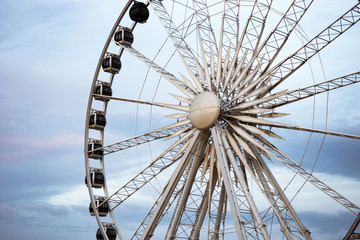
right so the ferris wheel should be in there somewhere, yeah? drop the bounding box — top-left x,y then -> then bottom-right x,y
85,0 -> 360,239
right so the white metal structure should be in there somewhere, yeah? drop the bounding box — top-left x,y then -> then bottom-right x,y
85,0 -> 360,239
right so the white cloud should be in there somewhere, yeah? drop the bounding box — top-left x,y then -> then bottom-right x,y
46,185 -> 89,207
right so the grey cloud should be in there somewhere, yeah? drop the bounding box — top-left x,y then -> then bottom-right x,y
299,211 -> 359,239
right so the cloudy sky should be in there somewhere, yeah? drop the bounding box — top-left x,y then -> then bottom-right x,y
0,0 -> 359,240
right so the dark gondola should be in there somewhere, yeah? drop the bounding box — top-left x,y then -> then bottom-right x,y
129,1 -> 149,23
96,225 -> 116,240
89,197 -> 109,217
102,54 -> 121,74
88,139 -> 103,159
89,111 -> 106,130
114,27 -> 134,47
85,169 -> 104,188
94,81 -> 112,102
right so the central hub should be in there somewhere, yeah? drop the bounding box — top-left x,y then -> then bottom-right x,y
189,92 -> 220,130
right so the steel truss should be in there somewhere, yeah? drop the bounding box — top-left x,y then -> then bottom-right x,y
265,3 -> 360,92
264,71 -> 360,108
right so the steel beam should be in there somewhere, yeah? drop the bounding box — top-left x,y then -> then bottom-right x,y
211,124 -> 247,239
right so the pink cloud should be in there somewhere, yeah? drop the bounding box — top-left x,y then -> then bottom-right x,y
0,133 -> 83,163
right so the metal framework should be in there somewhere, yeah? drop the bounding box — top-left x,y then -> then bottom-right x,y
264,71 -> 360,108
85,1 -> 360,240
264,4 -> 360,93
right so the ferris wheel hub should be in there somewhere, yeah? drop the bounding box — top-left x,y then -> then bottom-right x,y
189,92 -> 220,130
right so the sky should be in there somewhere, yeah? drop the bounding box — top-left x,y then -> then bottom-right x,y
0,0 -> 359,240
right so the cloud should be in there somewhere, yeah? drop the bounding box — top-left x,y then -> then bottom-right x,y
0,132 -> 82,163
46,185 -> 89,207
267,123 -> 360,180
0,203 -> 95,240
41,161 -> 360,239
298,211 -> 358,239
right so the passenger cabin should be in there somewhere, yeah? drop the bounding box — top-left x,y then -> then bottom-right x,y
85,169 -> 104,188
96,225 -> 116,240
129,1 -> 149,23
94,81 -> 112,101
89,197 -> 109,217
102,54 -> 121,74
88,139 -> 104,159
114,27 -> 134,47
89,110 -> 106,130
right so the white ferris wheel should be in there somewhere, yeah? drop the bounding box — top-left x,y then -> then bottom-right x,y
85,0 -> 360,239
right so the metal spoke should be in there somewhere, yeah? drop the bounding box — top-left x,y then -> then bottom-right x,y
250,155 -> 310,239
257,0 -> 314,71
95,95 -> 190,112
166,136 -> 208,239
264,3 -> 360,93
239,0 -> 273,63
124,46 -> 196,98
343,213 -> 360,240
262,142 -> 360,215
221,0 -> 240,61
150,0 -> 199,79
192,0 -> 218,61
270,125 -> 360,140
97,126 -> 188,155
131,170 -> 187,240
211,182 -> 226,240
263,71 -> 360,108
104,137 -> 184,211
227,114 -> 360,140
189,169 -> 218,239
211,124 -> 248,239
140,131 -> 207,239
220,129 -> 270,239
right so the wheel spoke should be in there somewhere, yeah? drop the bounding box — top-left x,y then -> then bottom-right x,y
96,95 -> 190,112
239,0 -> 273,63
223,40 -> 244,95
272,125 -> 360,140
192,0 -> 219,62
220,0 -> 240,62
189,169 -> 218,239
139,131 -> 207,239
156,128 -> 197,161
124,46 -> 196,99
264,3 -> 360,93
262,142 -> 360,214
226,121 -> 279,162
102,133 -> 187,211
97,126 -> 188,155
263,71 -> 360,108
211,124 -> 247,239
131,175 -> 185,240
257,0 -> 314,71
220,128 -> 270,239
228,89 -> 288,110
344,213 -> 360,240
150,0 -> 201,84
250,152 -> 311,239
210,182 -> 226,239
228,114 -> 360,140
166,136 -> 208,239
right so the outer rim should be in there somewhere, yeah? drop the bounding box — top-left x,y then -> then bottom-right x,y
84,1 -> 141,239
